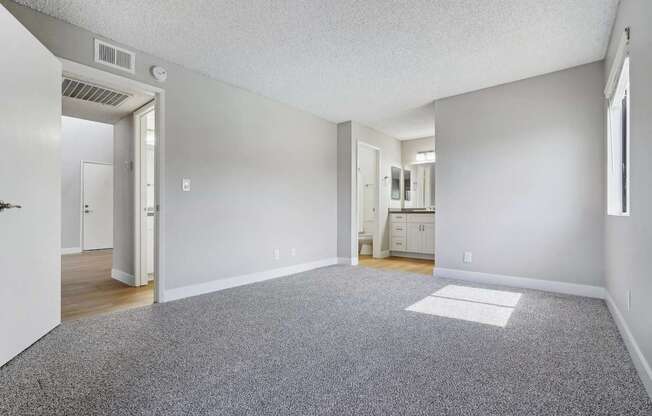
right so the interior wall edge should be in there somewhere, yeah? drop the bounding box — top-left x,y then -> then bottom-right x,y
605,291 -> 652,399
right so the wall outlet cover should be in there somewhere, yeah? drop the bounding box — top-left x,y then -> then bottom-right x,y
182,178 -> 191,192
291,248 -> 296,257
273,248 -> 280,260
463,251 -> 473,263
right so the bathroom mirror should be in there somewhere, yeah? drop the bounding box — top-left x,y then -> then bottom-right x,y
403,170 -> 411,202
390,166 -> 401,200
409,163 -> 435,209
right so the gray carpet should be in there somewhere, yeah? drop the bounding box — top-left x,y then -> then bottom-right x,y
1,265 -> 650,415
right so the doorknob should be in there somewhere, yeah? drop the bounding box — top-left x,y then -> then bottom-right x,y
0,201 -> 22,212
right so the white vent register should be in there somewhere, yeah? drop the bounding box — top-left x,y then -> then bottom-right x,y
94,39 -> 135,73
61,77 -> 130,107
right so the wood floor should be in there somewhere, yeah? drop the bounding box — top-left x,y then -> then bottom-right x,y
358,255 -> 434,276
61,249 -> 153,321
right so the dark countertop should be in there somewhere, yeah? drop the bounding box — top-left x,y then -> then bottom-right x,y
389,209 -> 435,214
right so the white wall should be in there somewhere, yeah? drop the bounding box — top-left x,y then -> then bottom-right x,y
604,0 -> 652,397
61,116 -> 113,251
434,62 -> 605,287
3,1 -> 338,294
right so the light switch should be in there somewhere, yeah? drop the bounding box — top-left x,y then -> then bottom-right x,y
182,178 -> 191,192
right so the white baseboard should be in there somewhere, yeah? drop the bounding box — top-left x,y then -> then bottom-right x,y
379,250 -> 390,258
605,292 -> 652,398
164,258 -> 339,302
433,267 -> 605,299
337,256 -> 359,265
111,268 -> 136,287
391,251 -> 435,261
61,247 -> 81,255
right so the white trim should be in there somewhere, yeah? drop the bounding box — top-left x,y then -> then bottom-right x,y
433,268 -> 605,299
111,268 -> 136,286
133,103 -> 156,287
391,251 -> 434,261
338,257 -> 357,265
164,258 -> 339,302
61,247 -> 81,255
379,250 -> 390,258
605,27 -> 630,99
60,58 -> 167,304
605,292 -> 652,398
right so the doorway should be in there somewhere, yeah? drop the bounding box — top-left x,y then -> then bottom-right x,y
134,104 -> 156,287
58,59 -> 165,320
82,161 -> 113,250
357,142 -> 381,259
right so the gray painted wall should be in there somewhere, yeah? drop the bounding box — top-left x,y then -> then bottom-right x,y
434,62 -> 605,286
604,0 -> 652,395
60,116 -> 113,250
112,115 -> 134,274
3,1 -> 337,291
337,122 -> 354,260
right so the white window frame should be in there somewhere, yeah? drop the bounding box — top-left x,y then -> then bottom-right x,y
605,29 -> 631,217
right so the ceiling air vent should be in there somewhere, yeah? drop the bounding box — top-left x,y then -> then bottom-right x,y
61,77 -> 131,107
94,39 -> 135,73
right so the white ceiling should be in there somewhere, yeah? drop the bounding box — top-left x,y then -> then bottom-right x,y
16,0 -> 618,139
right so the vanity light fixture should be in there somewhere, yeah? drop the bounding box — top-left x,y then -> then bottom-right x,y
416,151 -> 435,162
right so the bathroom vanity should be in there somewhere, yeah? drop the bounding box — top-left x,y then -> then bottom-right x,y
389,210 -> 435,257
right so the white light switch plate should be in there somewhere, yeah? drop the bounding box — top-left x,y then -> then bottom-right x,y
182,178 -> 191,192
273,248 -> 280,260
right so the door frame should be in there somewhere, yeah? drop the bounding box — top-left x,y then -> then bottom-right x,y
61,58 -> 167,303
356,141 -> 382,259
133,103 -> 155,287
80,160 -> 113,251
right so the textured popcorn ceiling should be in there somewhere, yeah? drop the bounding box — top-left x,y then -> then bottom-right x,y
15,0 -> 618,139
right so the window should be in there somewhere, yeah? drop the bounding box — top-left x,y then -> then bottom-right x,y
606,29 -> 630,216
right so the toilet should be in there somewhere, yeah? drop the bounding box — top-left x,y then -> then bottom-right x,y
358,232 -> 373,255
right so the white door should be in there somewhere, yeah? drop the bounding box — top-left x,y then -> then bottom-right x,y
0,5 -> 62,366
82,162 -> 113,250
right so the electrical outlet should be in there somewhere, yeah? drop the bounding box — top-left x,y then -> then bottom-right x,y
273,248 -> 280,260
291,248 -> 296,257
463,251 -> 473,264
182,178 -> 191,192
627,290 -> 631,312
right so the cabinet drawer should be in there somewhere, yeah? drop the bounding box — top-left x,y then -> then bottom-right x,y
407,213 -> 434,223
390,237 -> 406,251
390,213 -> 407,223
391,223 -> 407,237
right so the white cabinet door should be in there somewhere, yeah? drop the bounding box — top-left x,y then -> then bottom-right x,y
406,223 -> 421,252
0,5 -> 62,366
422,223 -> 435,254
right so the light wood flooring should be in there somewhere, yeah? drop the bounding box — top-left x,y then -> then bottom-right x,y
61,249 -> 153,321
358,255 -> 434,276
